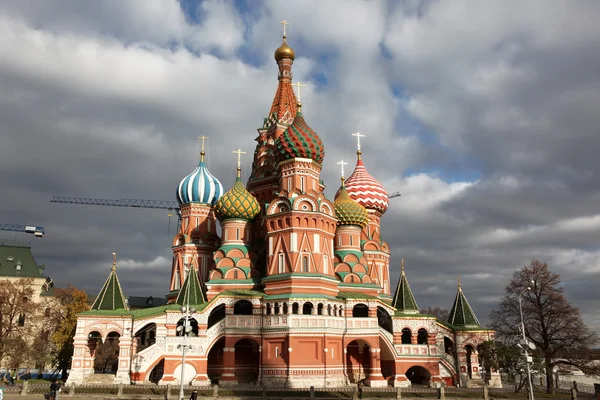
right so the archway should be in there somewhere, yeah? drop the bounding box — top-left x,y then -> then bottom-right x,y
176,318 -> 199,336
345,340 -> 371,384
302,302 -> 313,315
234,300 -> 253,315
406,365 -> 431,386
134,323 -> 157,352
465,345 -> 474,379
417,329 -> 428,345
379,337 -> 396,383
148,359 -> 164,384
94,332 -> 120,374
352,304 -> 369,318
208,304 -> 226,329
377,307 -> 393,334
401,328 -> 412,344
207,337 -> 225,384
234,339 -> 259,383
444,337 -> 454,355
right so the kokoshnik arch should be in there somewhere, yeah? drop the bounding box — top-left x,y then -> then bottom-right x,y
67,24 -> 501,389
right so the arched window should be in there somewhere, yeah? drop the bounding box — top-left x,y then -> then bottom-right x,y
18,314 -> 25,326
327,304 -> 332,316
317,303 -> 324,315
352,304 -> 369,318
401,328 -> 412,344
302,256 -> 309,272
274,303 -> 280,315
417,328 -> 428,344
44,308 -> 51,317
41,330 -> 49,341
292,302 -> 299,314
266,303 -> 272,315
350,275 -> 355,283
302,302 -> 313,315
207,304 -> 226,329
233,300 -> 253,315
444,337 -> 454,354
233,270 -> 239,279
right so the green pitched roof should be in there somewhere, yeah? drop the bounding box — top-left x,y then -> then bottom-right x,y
91,254 -> 127,311
176,264 -> 206,306
391,261 -> 419,313
447,280 -> 480,327
0,244 -> 44,278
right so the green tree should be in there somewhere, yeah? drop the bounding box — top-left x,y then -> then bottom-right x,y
49,285 -> 89,378
490,260 -> 599,393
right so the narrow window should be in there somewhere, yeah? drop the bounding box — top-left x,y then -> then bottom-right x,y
302,256 -> 309,272
18,314 -> 25,326
301,176 -> 305,192
338,236 -> 342,246
275,347 -> 279,358
288,178 -> 291,192
350,235 -> 353,246
323,255 -> 328,274
233,270 -> 238,279
350,275 -> 355,283
196,217 -> 199,229
278,253 -> 285,274
332,348 -> 334,359
236,228 -> 240,240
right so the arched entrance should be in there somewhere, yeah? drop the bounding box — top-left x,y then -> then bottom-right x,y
94,332 -> 120,374
134,323 -> 157,352
465,345 -> 474,379
207,337 -> 225,384
406,366 -> 431,386
148,359 -> 164,384
234,338 -> 259,383
379,337 -> 396,384
346,340 -> 371,384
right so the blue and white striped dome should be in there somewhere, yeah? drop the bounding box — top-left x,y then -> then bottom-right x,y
176,158 -> 224,205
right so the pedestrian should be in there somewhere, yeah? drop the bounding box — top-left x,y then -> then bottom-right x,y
357,379 -> 364,400
49,379 -> 61,400
189,390 -> 198,400
8,370 -> 15,386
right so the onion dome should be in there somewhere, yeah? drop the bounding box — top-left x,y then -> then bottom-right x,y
277,103 -> 325,164
214,168 -> 260,221
274,35 -> 295,62
176,152 -> 224,205
343,152 -> 389,214
334,178 -> 369,228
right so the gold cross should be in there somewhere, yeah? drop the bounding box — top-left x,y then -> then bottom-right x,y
337,160 -> 348,178
233,148 -> 246,168
198,135 -> 208,152
352,132 -> 365,151
112,252 -> 117,271
280,20 -> 290,36
292,82 -> 307,102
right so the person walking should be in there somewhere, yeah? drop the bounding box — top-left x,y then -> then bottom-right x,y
357,380 -> 364,400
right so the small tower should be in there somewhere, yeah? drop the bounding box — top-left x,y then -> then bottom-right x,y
207,150 -> 261,300
170,138 -> 223,301
333,164 -> 376,294
391,259 -> 419,314
176,258 -> 207,306
91,252 -> 127,311
343,133 -> 392,296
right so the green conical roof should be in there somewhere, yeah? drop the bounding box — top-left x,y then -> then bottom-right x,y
91,253 -> 127,311
392,259 -> 419,313
214,168 -> 260,222
334,179 -> 370,228
176,262 -> 206,306
447,278 -> 480,327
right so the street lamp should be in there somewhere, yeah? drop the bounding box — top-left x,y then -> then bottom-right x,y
176,300 -> 196,400
518,282 -> 536,400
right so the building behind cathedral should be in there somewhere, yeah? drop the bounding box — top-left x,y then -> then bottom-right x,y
67,29 -> 500,389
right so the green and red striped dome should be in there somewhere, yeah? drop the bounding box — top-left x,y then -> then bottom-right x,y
277,104 -> 325,164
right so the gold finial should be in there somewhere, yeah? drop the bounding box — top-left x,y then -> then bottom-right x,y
280,20 -> 290,37
292,82 -> 307,103
352,132 -> 365,160
198,135 -> 208,162
337,160 -> 348,180
233,148 -> 246,177
458,275 -> 462,291
401,258 -> 405,274
112,252 -> 117,271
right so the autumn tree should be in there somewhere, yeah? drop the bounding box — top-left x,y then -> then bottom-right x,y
49,285 -> 89,378
0,278 -> 40,365
490,260 -> 599,393
420,307 -> 449,320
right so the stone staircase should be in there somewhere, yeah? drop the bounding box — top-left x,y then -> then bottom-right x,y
83,373 -> 116,384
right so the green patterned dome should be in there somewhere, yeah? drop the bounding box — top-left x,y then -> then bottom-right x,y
334,180 -> 369,228
214,171 -> 260,222
277,103 -> 325,164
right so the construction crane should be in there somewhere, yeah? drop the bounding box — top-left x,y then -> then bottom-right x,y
51,196 -> 180,215
389,192 -> 401,199
0,224 -> 45,237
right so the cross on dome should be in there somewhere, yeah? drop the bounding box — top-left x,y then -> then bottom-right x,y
280,20 -> 290,36
337,160 -> 348,179
233,149 -> 246,169
112,252 -> 116,271
352,132 -> 365,151
198,135 -> 208,162
292,82 -> 307,103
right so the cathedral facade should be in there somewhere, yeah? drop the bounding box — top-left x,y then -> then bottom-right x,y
67,30 -> 499,389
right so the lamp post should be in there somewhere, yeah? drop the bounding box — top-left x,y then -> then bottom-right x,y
177,295 -> 196,400
518,283 -> 535,400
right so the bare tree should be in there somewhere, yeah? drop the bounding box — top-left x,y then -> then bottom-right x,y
490,260 -> 599,393
420,307 -> 449,321
0,278 -> 40,365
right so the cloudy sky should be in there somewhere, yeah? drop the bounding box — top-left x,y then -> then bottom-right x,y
0,0 -> 598,332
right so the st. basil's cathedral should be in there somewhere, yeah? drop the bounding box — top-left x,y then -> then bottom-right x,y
67,27 -> 501,389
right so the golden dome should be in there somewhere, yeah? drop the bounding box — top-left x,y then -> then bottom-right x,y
274,35 -> 295,62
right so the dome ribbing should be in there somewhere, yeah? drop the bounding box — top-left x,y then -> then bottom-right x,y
334,180 -> 369,228
277,104 -> 325,164
214,170 -> 260,221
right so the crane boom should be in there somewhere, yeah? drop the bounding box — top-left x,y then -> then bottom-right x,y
50,196 -> 181,214
0,224 -> 45,237
389,192 -> 401,199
